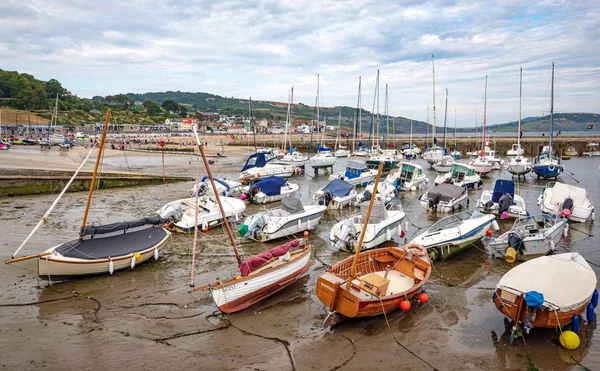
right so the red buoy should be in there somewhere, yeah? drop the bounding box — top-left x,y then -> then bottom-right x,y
418,292 -> 429,304
400,230 -> 406,238
400,300 -> 411,311
561,209 -> 571,218
486,229 -> 493,237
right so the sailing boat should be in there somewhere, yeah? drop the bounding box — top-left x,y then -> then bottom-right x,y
367,83 -> 399,171
316,163 -> 432,326
449,109 -> 462,159
532,63 -> 564,180
309,74 -> 337,172
334,108 -> 350,157
433,88 -> 455,173
188,126 -> 312,314
280,87 -> 309,167
507,67 -> 532,178
6,110 -> 171,279
48,94 -> 66,146
470,76 -> 493,175
0,109 -> 11,150
423,55 -> 445,165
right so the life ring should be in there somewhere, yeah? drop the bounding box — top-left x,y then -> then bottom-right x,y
403,243 -> 427,256
548,166 -> 555,172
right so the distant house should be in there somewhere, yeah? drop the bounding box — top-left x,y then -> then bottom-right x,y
202,112 -> 220,121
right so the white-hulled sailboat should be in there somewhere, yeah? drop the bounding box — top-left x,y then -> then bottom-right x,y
309,75 -> 337,172
470,76 -> 493,175
507,67 -> 532,178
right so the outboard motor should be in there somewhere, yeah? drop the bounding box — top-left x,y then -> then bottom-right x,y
243,185 -> 260,201
157,202 -> 184,221
498,193 -> 514,214
195,182 -> 208,197
245,214 -> 267,239
333,220 -> 358,251
444,177 -> 453,185
484,200 -> 494,211
362,190 -> 372,202
318,190 -> 334,206
428,192 -> 441,210
563,197 -> 574,212
507,232 -> 524,255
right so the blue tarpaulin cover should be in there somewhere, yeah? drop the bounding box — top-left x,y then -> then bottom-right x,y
252,176 -> 286,196
318,143 -> 332,152
241,152 -> 275,172
524,291 -> 545,308
492,179 -> 515,203
322,179 -> 353,197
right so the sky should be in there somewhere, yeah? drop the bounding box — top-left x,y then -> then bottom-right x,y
1,0 -> 598,126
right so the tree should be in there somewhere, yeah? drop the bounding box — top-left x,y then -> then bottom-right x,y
45,79 -> 68,99
114,94 -> 131,107
161,99 -> 180,113
143,100 -> 162,115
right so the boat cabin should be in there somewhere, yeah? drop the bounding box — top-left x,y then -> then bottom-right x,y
450,164 -> 476,182
344,161 -> 370,179
241,152 -> 276,171
398,163 -> 422,182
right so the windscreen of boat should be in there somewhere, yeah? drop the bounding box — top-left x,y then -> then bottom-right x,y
427,211 -> 474,233
399,164 -> 414,181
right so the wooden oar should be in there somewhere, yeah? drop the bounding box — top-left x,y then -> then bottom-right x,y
509,292 -> 526,344
6,251 -> 51,264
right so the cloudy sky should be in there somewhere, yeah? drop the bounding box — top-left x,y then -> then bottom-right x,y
1,0 -> 598,126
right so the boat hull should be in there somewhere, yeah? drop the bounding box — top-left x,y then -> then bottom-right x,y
488,220 -> 566,260
532,164 -> 563,179
210,247 -> 311,313
252,207 -> 327,242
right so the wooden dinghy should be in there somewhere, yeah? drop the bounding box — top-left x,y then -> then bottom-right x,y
493,252 -> 597,340
189,127 -> 312,313
316,163 -> 432,326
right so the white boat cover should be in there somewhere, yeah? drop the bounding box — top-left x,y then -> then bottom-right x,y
497,253 -> 597,312
547,183 -> 588,206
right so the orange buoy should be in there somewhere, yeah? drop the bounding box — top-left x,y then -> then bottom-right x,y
418,292 -> 429,303
486,229 -> 493,237
400,300 -> 411,311
303,231 -> 309,239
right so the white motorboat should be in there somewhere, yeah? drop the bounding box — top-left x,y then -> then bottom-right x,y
401,143 -> 421,159
353,147 -> 371,157
329,160 -> 377,187
239,195 -> 326,242
477,180 -> 527,219
410,210 -> 498,261
366,149 -> 400,171
432,155 -> 456,173
480,146 -> 504,169
355,181 -> 397,204
313,179 -> 357,210
538,182 -> 595,223
386,162 -> 428,192
469,156 -> 494,175
434,163 -> 482,190
423,146 -> 445,165
334,145 -> 351,158
241,176 -> 299,204
330,200 -> 405,252
583,143 -> 600,157
191,177 -> 242,197
309,151 -> 337,170
487,214 -> 568,261
507,156 -> 532,178
239,152 -> 295,183
157,196 -> 246,233
507,143 -> 525,157
280,151 -> 309,167
419,183 -> 469,213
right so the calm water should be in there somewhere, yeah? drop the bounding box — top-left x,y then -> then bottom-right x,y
1,150 -> 599,370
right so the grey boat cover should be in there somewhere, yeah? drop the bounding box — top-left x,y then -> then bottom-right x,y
282,194 -> 305,214
427,184 -> 466,201
360,200 -> 388,223
322,179 -> 354,197
56,226 -> 169,260
80,216 -> 169,236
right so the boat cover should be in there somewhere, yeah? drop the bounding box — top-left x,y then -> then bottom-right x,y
492,180 -> 515,203
548,183 -> 588,206
81,216 -> 169,236
322,179 -> 353,197
241,152 -> 275,172
497,253 -> 597,312
427,184 -> 465,202
56,226 -> 169,260
347,160 -> 367,170
252,176 -> 286,196
282,195 -> 304,214
360,200 -> 388,223
317,144 -> 332,152
239,240 -> 300,276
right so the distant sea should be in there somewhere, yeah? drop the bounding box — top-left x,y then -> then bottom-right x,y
387,131 -> 600,138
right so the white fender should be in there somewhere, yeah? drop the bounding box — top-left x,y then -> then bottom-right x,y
385,228 -> 391,241
235,213 -> 239,222
411,186 -> 417,192
154,247 -> 159,261
492,220 -> 500,231
405,221 -> 409,231
130,255 -> 136,269
307,219 -> 311,229
550,240 -> 556,251
202,218 -> 208,231
297,218 -> 301,228
108,259 -> 114,275
563,224 -> 569,238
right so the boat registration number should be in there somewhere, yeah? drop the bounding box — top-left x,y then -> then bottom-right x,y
223,284 -> 236,292
500,290 -> 517,303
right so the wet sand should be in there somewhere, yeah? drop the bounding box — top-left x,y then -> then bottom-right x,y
1,148 -> 599,370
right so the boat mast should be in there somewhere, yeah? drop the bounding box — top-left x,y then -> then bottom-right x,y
283,89 -> 290,153
550,62 -> 554,154
336,107 -> 341,150
348,162 -> 384,287
482,75 -> 488,160
250,97 -> 257,152
79,109 -> 111,237
368,70 -> 379,150
425,107 -> 429,149
316,74 -> 320,151
410,111 -> 413,151
193,127 -> 242,265
382,84 -> 388,148
289,87 -> 294,153
443,88 -> 448,150
454,108 -> 457,151
518,67 -> 522,148
358,76 -> 362,148
431,54 -> 436,147
352,76 -> 360,152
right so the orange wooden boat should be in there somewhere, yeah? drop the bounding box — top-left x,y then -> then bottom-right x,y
316,163 -> 432,326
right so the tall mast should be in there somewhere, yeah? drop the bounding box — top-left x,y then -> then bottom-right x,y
368,70 -> 379,149
336,107 -> 341,149
431,54 -> 436,146
316,74 -> 320,150
289,87 -> 294,151
348,163 -> 384,285
250,97 -> 257,152
425,107 -> 429,149
410,111 -> 413,150
443,88 -> 448,150
454,108 -> 457,150
376,73 -> 380,147
353,76 -> 360,152
358,76 -> 362,146
79,110 -> 111,236
518,67 -> 522,147
482,76 -> 488,159
382,83 -> 388,148
550,62 -> 554,153
283,89 -> 290,152
193,127 -> 242,265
